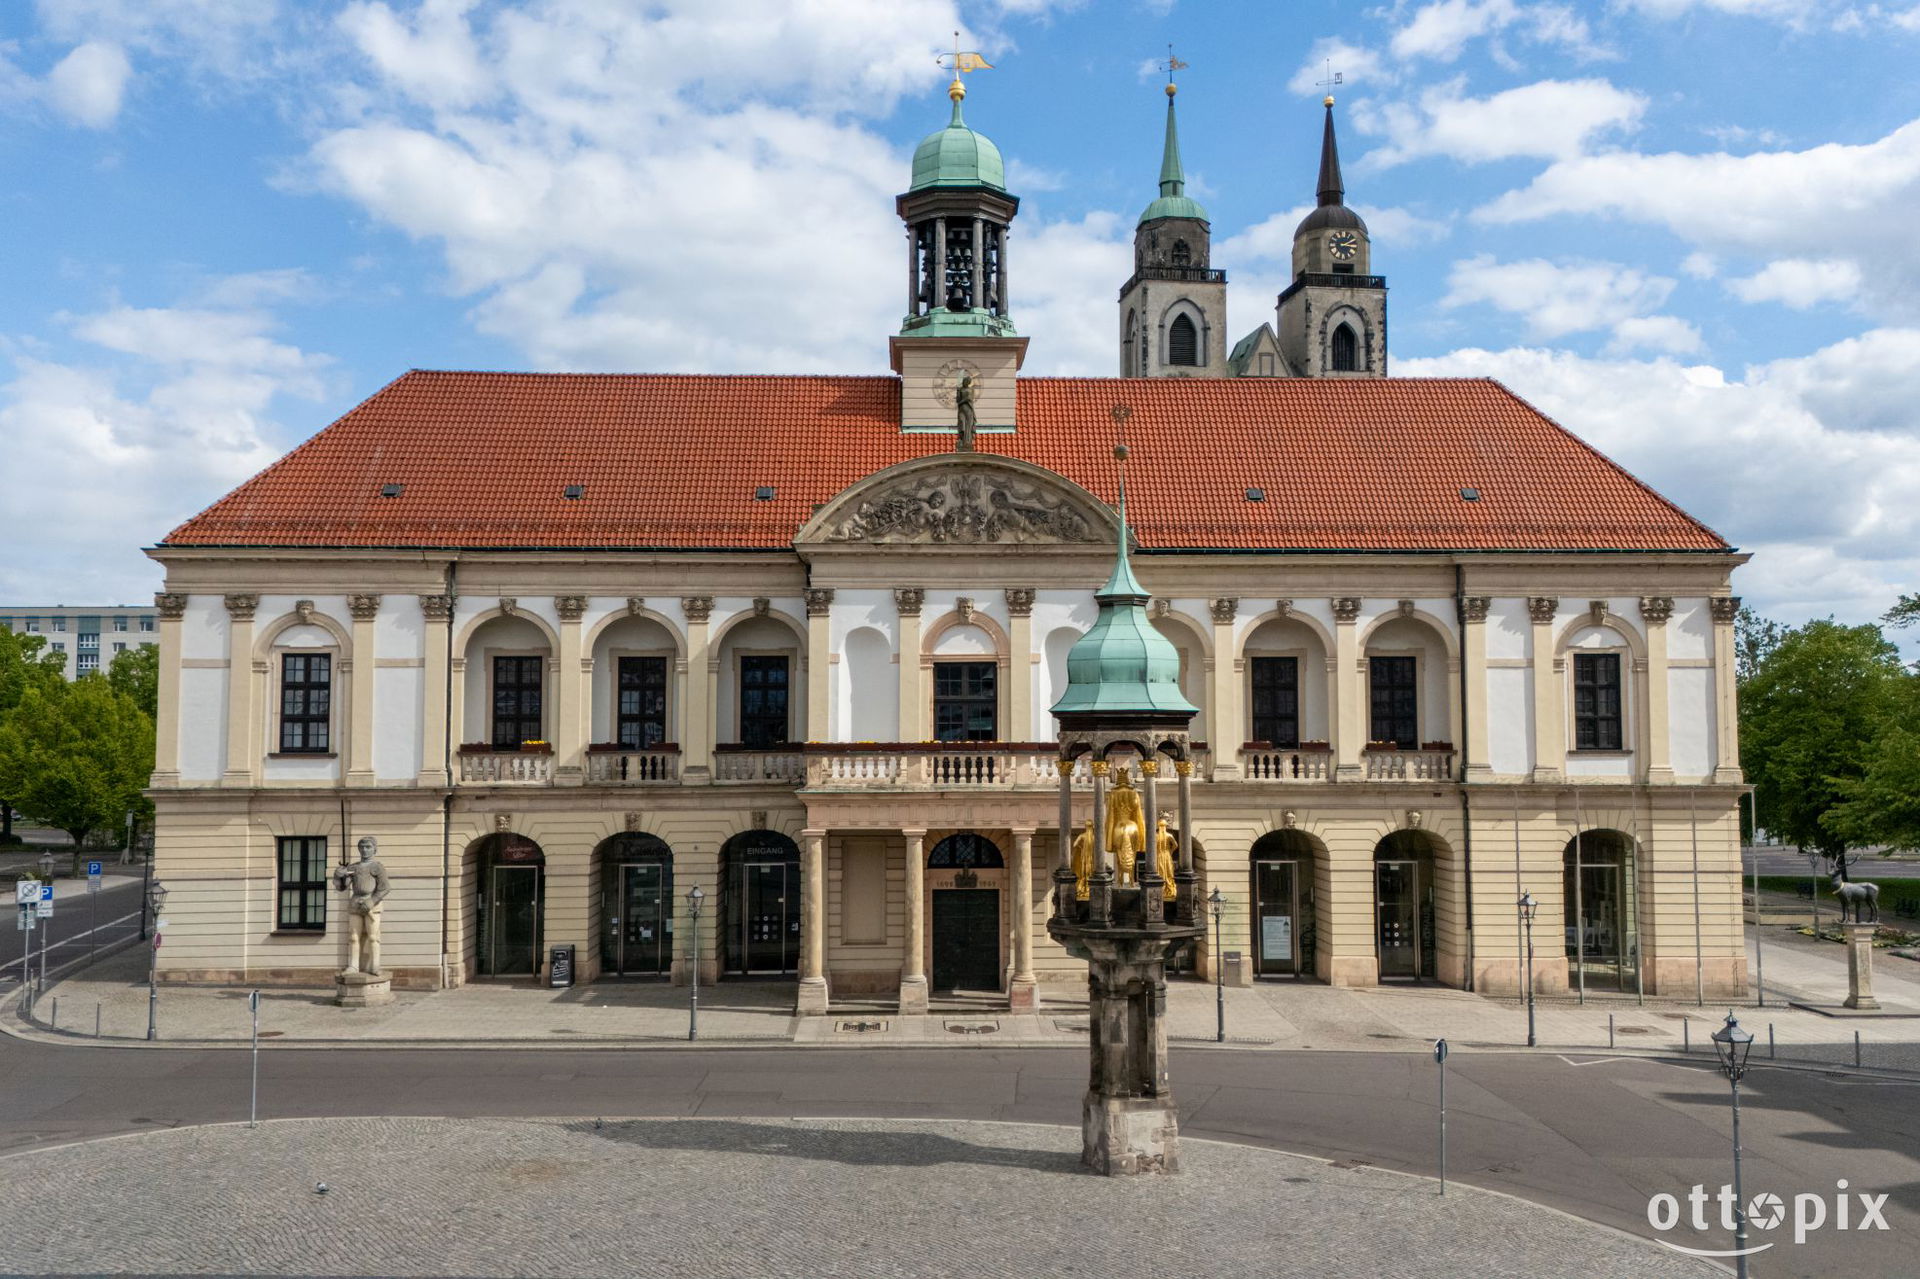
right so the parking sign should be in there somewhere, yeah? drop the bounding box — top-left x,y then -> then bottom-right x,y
37,884 -> 54,917
87,860 -> 102,878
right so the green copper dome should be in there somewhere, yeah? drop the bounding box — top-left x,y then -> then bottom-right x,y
1138,86 -> 1209,226
909,93 -> 1007,192
1049,481 -> 1198,719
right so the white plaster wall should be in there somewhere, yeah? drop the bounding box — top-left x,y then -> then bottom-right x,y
1565,752 -> 1632,778
1149,618 -> 1207,743
1041,624 -> 1082,739
377,596 -> 426,659
931,623 -> 995,656
179,596 -> 227,661
842,626 -> 896,740
375,666 -> 423,779
1487,667 -> 1532,775
259,595 -> 348,636
461,615 -> 552,742
178,667 -> 227,780
1487,598 -> 1530,659
826,589 -> 893,650
263,754 -> 337,783
1564,624 -> 1629,652
1669,598 -> 1711,660
1669,666 -> 1716,778
276,622 -> 333,649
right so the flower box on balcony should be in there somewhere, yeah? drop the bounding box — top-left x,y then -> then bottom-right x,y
457,742 -> 495,754
587,742 -> 679,753
1296,741 -> 1331,752
1242,740 -> 1274,751
1364,742 -> 1403,753
517,741 -> 553,754
1420,740 -> 1454,752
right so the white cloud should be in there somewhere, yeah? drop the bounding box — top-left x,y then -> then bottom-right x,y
1400,335 -> 1920,623
0,290 -> 333,601
1679,251 -> 1717,279
1440,254 -> 1675,338
1606,314 -> 1702,353
33,0 -> 287,78
1356,77 -> 1646,167
1221,204 -> 1451,264
1726,257 -> 1863,308
43,41 -> 131,127
337,0 -> 492,110
1390,0 -> 1606,62
1285,38 -> 1391,96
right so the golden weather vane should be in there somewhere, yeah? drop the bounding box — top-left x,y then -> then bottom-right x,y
937,31 -> 993,101
1158,44 -> 1189,87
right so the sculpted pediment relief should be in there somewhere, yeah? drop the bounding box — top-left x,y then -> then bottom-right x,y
811,460 -> 1111,546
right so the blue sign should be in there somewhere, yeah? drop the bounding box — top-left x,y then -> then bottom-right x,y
38,885 -> 52,902
87,860 -> 102,877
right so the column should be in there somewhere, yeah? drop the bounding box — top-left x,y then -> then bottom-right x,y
1207,598 -> 1241,780
1054,757 -> 1075,913
346,594 -> 381,786
899,828 -> 928,1013
222,594 -> 257,786
970,215 -> 984,308
1640,597 -> 1673,783
798,828 -> 829,1014
894,588 -> 923,741
1005,588 -> 1034,741
1089,759 -> 1112,926
906,224 -> 919,315
1175,757 -> 1197,925
1527,597 -> 1562,782
1138,758 -> 1164,929
552,596 -> 586,786
417,594 -> 453,786
152,593 -> 187,785
1710,596 -> 1743,783
805,589 -> 833,744
681,597 -> 713,781
1461,596 -> 1492,780
933,219 -> 947,304
1331,597 -> 1363,780
1009,828 -> 1037,1009
997,224 -> 1009,314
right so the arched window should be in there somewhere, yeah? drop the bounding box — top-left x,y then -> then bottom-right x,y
1330,322 -> 1358,372
1170,239 -> 1192,267
927,832 -> 1005,868
1168,313 -> 1199,366
1124,309 -> 1138,376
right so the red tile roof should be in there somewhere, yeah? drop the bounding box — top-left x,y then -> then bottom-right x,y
162,371 -> 1728,553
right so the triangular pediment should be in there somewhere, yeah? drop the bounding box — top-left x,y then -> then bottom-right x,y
797,455 -> 1118,546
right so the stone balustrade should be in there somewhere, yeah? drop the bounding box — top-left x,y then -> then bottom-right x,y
1362,748 -> 1456,781
1238,748 -> 1332,782
714,749 -> 806,784
457,750 -> 554,785
584,749 -> 681,784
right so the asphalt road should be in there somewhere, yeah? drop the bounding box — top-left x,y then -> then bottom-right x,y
0,1034 -> 1913,1278
1744,846 -> 1920,879
0,878 -> 145,988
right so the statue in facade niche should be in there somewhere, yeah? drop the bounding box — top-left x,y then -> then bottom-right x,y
954,371 -> 977,453
332,836 -> 392,977
1072,819 -> 1095,901
1106,770 -> 1145,887
1154,818 -> 1178,901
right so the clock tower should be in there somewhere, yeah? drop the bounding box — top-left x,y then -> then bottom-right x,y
1276,97 -> 1387,379
891,73 -> 1028,433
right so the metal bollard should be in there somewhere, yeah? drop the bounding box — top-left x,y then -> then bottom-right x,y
1768,1023 -> 1774,1059
1855,1030 -> 1862,1069
1683,1019 -> 1690,1053
95,1003 -> 101,1037
1609,1013 -> 1615,1049
50,997 -> 58,1030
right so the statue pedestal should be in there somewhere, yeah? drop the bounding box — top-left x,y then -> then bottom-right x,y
1843,921 -> 1880,1010
335,971 -> 393,1008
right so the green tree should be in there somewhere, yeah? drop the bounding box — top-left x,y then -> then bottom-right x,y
0,628 -> 69,842
1734,605 -> 1785,686
1884,594 -> 1919,631
107,643 -> 159,719
0,677 -> 153,872
1828,674 -> 1920,853
1740,618 -> 1905,877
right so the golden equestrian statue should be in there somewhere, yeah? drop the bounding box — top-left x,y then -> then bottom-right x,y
1106,769 -> 1146,887
1154,816 -> 1178,901
1071,819 -> 1096,900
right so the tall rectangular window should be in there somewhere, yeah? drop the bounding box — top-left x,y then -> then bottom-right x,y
1573,653 -> 1624,750
279,653 -> 332,753
933,661 -> 997,742
76,653 -> 99,675
739,655 -> 790,748
616,655 -> 669,748
492,655 -> 544,749
24,618 -> 39,632
113,616 -> 129,632
139,617 -> 156,632
276,836 -> 328,931
1368,656 -> 1419,749
1249,656 -> 1300,747
51,617 -> 66,632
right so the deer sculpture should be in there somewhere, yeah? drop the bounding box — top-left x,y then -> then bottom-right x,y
1830,874 -> 1881,924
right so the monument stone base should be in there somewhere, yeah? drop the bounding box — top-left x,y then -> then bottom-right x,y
1843,921 -> 1880,1010
1083,1092 -> 1180,1175
335,971 -> 393,1008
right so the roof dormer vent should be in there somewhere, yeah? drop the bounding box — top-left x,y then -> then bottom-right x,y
379,483 -> 404,498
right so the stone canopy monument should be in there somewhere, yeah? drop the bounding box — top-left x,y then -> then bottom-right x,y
332,836 -> 393,1007
1047,442 -> 1204,1175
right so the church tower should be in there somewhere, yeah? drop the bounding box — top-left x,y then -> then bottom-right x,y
1276,96 -> 1387,378
1117,79 -> 1227,377
891,72 -> 1028,433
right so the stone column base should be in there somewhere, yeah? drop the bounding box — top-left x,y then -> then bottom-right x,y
1844,922 -> 1880,1010
335,971 -> 393,1008
796,976 -> 830,1015
1083,1092 -> 1180,1175
1008,977 -> 1038,1011
1325,955 -> 1379,988
898,975 -> 929,1014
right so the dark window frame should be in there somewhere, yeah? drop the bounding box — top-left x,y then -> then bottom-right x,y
279,652 -> 333,754
491,654 -> 544,749
1167,313 -> 1200,366
1331,323 -> 1359,371
738,654 -> 791,748
615,655 -> 670,749
1573,652 -> 1625,751
276,835 -> 329,931
1249,655 -> 1300,747
933,660 -> 998,742
1368,655 -> 1419,749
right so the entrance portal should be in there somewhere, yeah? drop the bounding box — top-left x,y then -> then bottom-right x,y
721,830 -> 801,977
599,832 -> 674,977
1564,829 -> 1640,993
472,832 -> 545,978
926,833 -> 1004,993
1373,831 -> 1437,982
1250,830 -> 1318,978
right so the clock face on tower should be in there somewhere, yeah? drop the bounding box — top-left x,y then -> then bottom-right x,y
933,358 -> 980,408
1327,231 -> 1360,261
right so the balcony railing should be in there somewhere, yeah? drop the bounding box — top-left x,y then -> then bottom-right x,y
458,750 -> 553,785
585,748 -> 681,784
1239,747 -> 1332,782
1363,748 -> 1456,781
806,744 -> 1070,790
714,748 -> 806,784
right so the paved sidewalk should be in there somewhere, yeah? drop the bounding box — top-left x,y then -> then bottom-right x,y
0,1116 -> 1722,1278
17,923 -> 1920,1071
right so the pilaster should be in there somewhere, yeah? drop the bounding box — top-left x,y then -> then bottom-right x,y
1639,597 -> 1673,782
417,594 -> 453,786
1005,588 -> 1034,741
805,589 -> 833,743
1010,827 -> 1038,1010
221,594 -> 257,786
1460,596 -> 1492,780
552,596 -> 587,785
1710,596 -> 1743,783
797,828 -> 829,1014
1207,598 -> 1241,779
894,588 -> 923,741
681,597 -> 713,781
1331,597 -> 1363,780
899,828 -> 928,1014
1527,597 -> 1561,783
152,593 -> 187,785
346,594 -> 381,786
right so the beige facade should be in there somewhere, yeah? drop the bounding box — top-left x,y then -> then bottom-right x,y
147,454 -> 1751,1006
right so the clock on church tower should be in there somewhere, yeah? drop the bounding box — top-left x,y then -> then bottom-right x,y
1276,96 -> 1387,379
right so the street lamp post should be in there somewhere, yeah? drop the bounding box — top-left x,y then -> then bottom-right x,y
687,885 -> 705,1043
1711,1011 -> 1756,1279
1519,891 -> 1538,1048
145,880 -> 168,1042
1208,886 -> 1225,1044
36,850 -> 55,995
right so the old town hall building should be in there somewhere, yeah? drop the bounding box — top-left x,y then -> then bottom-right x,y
146,77 -> 1749,1007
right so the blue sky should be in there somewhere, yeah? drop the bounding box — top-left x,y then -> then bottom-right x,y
2,0 -> 1917,637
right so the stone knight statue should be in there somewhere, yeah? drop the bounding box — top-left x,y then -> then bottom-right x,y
332,836 -> 392,977
1105,770 -> 1145,887
954,371 -> 977,452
